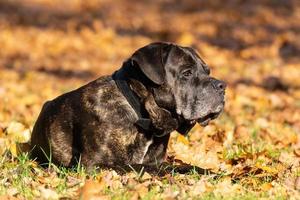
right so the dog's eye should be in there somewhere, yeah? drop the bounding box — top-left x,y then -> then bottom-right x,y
182,69 -> 193,78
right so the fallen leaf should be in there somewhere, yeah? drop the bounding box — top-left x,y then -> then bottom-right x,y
135,184 -> 149,199
79,180 -> 107,200
0,195 -> 19,200
38,186 -> 59,200
279,152 -> 299,166
176,134 -> 189,146
189,179 -> 213,196
261,182 -> 273,191
6,121 -> 31,143
295,177 -> 300,190
0,138 -> 8,155
213,177 -> 242,197
255,163 -> 278,174
162,186 -> 180,200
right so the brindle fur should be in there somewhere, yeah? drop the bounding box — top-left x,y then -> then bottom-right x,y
30,42 -> 226,172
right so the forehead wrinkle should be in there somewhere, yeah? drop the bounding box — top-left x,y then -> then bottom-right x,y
180,47 -> 203,68
182,48 -> 197,64
184,47 -> 209,73
172,46 -> 193,65
186,47 -> 207,65
167,46 -> 208,75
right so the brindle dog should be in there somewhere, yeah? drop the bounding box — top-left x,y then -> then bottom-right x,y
30,42 -> 226,173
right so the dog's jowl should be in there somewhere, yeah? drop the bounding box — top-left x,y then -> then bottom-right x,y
30,42 -> 226,169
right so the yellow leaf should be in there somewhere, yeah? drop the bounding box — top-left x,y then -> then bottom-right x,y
0,126 -> 4,138
261,183 -> 273,191
80,180 -> 106,200
177,134 -> 189,146
9,142 -> 18,157
0,138 -> 9,156
6,121 -> 31,143
255,163 -> 278,174
214,178 -> 242,196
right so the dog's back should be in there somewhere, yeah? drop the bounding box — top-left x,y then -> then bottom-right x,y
30,76 -> 141,167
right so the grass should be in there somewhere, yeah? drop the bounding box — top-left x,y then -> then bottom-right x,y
0,0 -> 300,199
0,148 -> 297,199
2,129 -> 294,199
0,151 -> 86,199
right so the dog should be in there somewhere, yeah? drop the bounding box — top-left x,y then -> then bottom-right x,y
30,42 -> 226,172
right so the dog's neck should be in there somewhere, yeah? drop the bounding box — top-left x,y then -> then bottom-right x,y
112,62 -> 152,131
113,60 -> 194,136
113,60 -> 179,137
128,79 -> 194,136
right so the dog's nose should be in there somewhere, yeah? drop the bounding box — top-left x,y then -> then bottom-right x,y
212,79 -> 226,91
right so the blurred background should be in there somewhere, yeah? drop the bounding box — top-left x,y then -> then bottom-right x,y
0,0 -> 299,134
0,1 -> 300,197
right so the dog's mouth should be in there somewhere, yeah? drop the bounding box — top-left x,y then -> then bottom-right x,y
196,111 -> 221,126
188,105 -> 223,126
179,101 -> 225,126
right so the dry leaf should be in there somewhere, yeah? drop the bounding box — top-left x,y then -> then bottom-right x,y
176,134 -> 189,146
261,183 -> 273,191
279,152 -> 299,166
213,178 -> 242,197
38,186 -> 59,200
6,121 -> 31,143
79,180 -> 107,200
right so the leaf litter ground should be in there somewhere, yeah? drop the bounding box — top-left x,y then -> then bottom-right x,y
0,0 -> 300,199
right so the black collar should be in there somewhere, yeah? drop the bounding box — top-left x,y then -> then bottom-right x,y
112,63 -> 152,131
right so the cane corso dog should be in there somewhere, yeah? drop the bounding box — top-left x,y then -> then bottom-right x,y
30,42 -> 226,172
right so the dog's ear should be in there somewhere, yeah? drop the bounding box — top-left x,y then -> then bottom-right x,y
131,42 -> 173,85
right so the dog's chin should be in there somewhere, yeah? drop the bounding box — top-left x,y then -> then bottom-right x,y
178,103 -> 224,126
184,111 -> 221,127
188,105 -> 223,126
196,111 -> 221,126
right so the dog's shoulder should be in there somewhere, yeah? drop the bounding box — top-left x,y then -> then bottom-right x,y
79,75 -> 139,124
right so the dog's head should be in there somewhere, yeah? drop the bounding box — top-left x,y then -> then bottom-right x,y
130,42 -> 226,126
